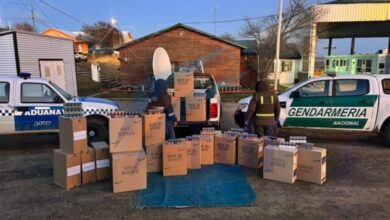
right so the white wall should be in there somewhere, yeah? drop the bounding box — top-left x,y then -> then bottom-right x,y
16,32 -> 77,96
0,33 -> 17,75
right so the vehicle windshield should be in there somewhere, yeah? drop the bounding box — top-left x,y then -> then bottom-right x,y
278,78 -> 311,95
166,74 -> 216,90
49,81 -> 73,100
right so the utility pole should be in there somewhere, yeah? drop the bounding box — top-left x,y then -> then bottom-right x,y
213,0 -> 217,35
29,0 -> 36,30
274,0 -> 283,91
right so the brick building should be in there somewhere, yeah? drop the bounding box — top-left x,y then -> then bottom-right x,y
116,23 -> 244,88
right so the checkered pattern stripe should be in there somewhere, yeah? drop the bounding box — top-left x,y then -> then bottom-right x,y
84,109 -> 115,115
0,109 -> 15,116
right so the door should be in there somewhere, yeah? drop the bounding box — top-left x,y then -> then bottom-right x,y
330,78 -> 377,130
39,60 -> 66,91
283,79 -> 332,128
0,81 -> 15,133
14,82 -> 64,132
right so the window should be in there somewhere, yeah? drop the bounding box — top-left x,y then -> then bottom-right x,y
357,59 -> 372,73
281,61 -> 292,72
21,83 -> 60,103
332,60 -> 336,68
379,63 -> 385,69
382,79 -> 390,94
334,79 -> 369,96
298,80 -> 329,97
0,82 -> 10,103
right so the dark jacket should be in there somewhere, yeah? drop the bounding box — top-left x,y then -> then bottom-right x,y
245,81 -> 280,126
149,79 -> 177,122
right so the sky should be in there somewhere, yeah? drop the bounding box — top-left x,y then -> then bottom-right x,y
0,0 -> 388,56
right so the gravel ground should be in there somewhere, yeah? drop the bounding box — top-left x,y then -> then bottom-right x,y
0,101 -> 389,219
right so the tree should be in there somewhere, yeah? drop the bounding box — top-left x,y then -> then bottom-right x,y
240,0 -> 319,81
80,21 -> 123,48
13,22 -> 37,32
219,33 -> 236,42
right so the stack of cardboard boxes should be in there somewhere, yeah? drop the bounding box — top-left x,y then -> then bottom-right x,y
53,116 -> 93,190
144,109 -> 166,173
171,71 -> 207,122
109,111 -> 146,193
262,136 -> 327,185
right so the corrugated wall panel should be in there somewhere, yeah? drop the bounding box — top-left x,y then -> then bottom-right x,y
316,3 -> 390,22
0,33 -> 17,75
16,33 -> 77,96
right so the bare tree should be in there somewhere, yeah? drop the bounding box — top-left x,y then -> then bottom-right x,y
219,33 -> 236,42
240,0 -> 319,81
80,21 -> 123,48
13,22 -> 37,32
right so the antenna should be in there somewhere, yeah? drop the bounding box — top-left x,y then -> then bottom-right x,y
29,0 -> 36,30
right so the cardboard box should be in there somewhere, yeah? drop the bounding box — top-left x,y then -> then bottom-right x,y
91,142 -> 111,180
171,96 -> 181,121
238,137 -> 264,169
112,151 -> 147,193
59,117 -> 87,154
185,96 -> 206,122
109,117 -> 143,153
297,146 -> 327,185
144,113 -> 166,146
214,134 -> 237,165
187,138 -> 201,169
200,133 -> 214,165
174,71 -> 194,97
263,145 -> 298,184
53,149 -> 81,190
163,141 -> 188,176
146,144 -> 163,173
264,136 -> 285,147
81,147 -> 96,184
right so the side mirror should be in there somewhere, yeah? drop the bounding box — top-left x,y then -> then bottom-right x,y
54,96 -> 64,103
289,90 -> 300,99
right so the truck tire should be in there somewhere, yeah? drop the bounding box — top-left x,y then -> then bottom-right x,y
87,117 -> 108,143
383,123 -> 390,146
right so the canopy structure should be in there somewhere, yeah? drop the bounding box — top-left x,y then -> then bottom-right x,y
308,1 -> 390,76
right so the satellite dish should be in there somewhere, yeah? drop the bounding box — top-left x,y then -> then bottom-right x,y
153,47 -> 172,80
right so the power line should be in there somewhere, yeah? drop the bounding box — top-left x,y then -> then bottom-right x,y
38,0 -> 88,26
183,14 -> 275,25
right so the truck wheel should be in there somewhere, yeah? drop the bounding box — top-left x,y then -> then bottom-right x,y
383,124 -> 390,146
87,117 -> 108,143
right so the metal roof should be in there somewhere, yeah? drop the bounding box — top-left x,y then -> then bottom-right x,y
0,29 -> 73,41
116,23 -> 246,50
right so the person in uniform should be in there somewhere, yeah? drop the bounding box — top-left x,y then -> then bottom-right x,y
245,80 -> 280,137
148,79 -> 177,139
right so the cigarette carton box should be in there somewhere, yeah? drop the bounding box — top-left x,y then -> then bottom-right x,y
112,151 -> 147,193
214,134 -> 237,165
263,136 -> 285,147
174,71 -> 194,97
81,147 -> 96,184
91,142 -> 111,180
59,117 -> 87,154
187,137 -> 201,169
185,96 -> 206,122
263,145 -> 298,184
53,149 -> 81,190
163,140 -> 188,176
109,117 -> 143,153
297,145 -> 327,185
238,137 -> 264,169
200,133 -> 214,165
146,144 -> 163,173
144,113 -> 166,146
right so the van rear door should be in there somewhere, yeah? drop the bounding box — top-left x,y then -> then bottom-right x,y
0,79 -> 15,134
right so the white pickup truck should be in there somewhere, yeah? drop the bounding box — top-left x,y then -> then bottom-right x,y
0,74 -> 118,142
235,74 -> 390,145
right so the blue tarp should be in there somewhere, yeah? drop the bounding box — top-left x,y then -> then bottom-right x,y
136,164 -> 256,208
